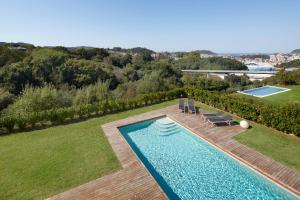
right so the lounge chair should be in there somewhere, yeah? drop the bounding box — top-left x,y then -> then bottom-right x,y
179,99 -> 185,112
206,115 -> 233,126
201,111 -> 225,119
188,99 -> 196,114
184,105 -> 189,113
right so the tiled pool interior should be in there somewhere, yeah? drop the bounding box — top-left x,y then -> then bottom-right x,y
238,86 -> 290,97
119,117 -> 299,200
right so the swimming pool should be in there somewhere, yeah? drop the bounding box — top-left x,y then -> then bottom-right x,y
238,86 -> 290,97
119,117 -> 299,200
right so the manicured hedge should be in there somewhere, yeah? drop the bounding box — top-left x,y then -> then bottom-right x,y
185,87 -> 300,136
0,88 -> 186,134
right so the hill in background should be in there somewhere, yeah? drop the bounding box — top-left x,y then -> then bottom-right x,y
291,49 -> 300,54
196,50 -> 216,55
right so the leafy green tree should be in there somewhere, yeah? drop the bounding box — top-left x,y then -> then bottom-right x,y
175,55 -> 247,70
74,48 -> 109,60
0,62 -> 39,94
113,81 -> 138,98
181,73 -> 201,86
225,74 -> 251,86
136,61 -> 182,94
133,51 -> 153,64
73,81 -> 111,105
277,59 -> 300,68
0,88 -> 15,111
198,76 -> 229,91
103,53 -> 132,68
0,46 -> 27,67
122,64 -> 139,82
29,48 -> 69,84
4,85 -> 72,115
59,59 -> 109,88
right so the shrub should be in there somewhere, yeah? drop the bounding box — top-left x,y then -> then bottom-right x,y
3,85 -> 72,116
73,81 -> 112,105
186,87 -> 300,136
15,114 -> 28,129
0,88 -> 185,134
0,89 -> 15,112
0,115 -> 16,131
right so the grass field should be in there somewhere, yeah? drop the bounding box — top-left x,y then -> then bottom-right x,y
1,99 -> 300,200
263,85 -> 300,104
234,123 -> 300,172
196,102 -> 300,172
0,100 -> 177,200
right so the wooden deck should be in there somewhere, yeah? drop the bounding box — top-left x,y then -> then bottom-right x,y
49,105 -> 300,199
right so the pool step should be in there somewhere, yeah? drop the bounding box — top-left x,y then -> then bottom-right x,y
153,120 -> 180,136
158,129 -> 180,136
155,123 -> 176,129
154,122 -> 176,130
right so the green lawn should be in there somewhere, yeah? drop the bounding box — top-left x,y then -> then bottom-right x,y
234,123 -> 300,172
0,100 -> 177,200
263,85 -> 300,104
234,85 -> 300,105
196,102 -> 300,172
1,99 -> 300,200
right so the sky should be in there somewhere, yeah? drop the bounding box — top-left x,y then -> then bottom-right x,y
1,0 -> 300,53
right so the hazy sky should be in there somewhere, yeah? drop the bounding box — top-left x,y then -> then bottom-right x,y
1,0 -> 300,53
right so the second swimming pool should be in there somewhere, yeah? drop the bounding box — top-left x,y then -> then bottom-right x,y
238,86 -> 290,97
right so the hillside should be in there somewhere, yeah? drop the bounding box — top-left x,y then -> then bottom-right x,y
0,44 -> 248,96
0,42 -> 34,49
291,49 -> 300,54
196,50 -> 216,55
277,59 -> 300,68
175,53 -> 247,70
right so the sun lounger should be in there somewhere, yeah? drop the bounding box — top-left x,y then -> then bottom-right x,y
184,106 -> 189,113
179,99 -> 185,111
201,111 -> 225,119
188,99 -> 196,114
206,115 -> 233,126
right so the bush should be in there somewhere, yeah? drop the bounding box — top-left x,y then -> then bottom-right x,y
0,115 -> 16,131
0,88 -> 185,134
73,81 -> 112,105
0,88 -> 15,111
186,87 -> 300,136
3,85 -> 72,116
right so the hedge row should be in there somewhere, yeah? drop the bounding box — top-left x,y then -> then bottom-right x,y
0,88 -> 186,134
185,87 -> 300,136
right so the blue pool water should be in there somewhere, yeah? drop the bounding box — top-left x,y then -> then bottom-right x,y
119,117 -> 299,200
239,86 -> 289,97
247,64 -> 275,71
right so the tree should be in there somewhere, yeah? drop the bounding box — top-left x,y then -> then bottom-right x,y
73,81 -> 112,105
0,46 -> 27,67
181,73 -> 200,86
74,48 -> 109,60
59,59 -> 109,88
3,85 -> 72,115
29,48 -> 69,85
113,81 -> 138,98
0,62 -> 39,94
0,88 -> 15,111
